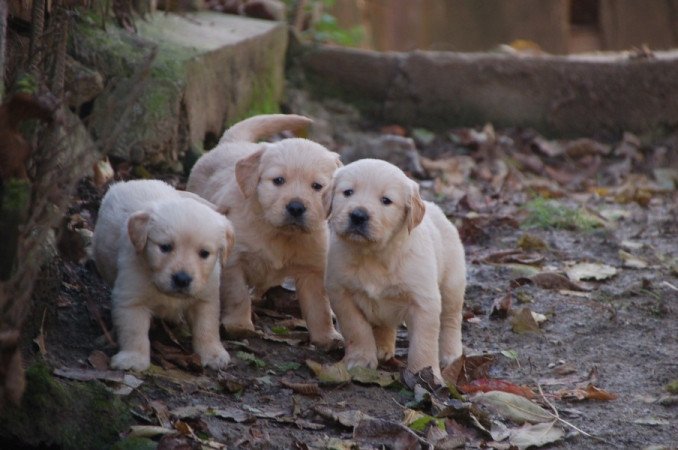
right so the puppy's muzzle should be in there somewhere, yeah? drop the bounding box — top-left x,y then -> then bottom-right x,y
346,207 -> 370,237
284,199 -> 309,229
286,200 -> 306,218
171,271 -> 192,291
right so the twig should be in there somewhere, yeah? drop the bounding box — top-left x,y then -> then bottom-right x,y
28,0 -> 46,74
535,382 -> 611,444
293,0 -> 308,32
0,0 -> 7,98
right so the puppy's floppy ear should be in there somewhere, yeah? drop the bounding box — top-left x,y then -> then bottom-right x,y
322,181 -> 335,218
127,211 -> 151,252
220,220 -> 236,266
406,182 -> 426,233
331,152 -> 343,169
235,146 -> 266,198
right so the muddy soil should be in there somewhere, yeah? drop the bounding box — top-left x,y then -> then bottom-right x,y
9,95 -> 678,449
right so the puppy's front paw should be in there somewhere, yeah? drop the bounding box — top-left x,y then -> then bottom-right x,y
376,344 -> 395,361
311,329 -> 344,351
344,351 -> 378,370
199,346 -> 231,370
111,351 -> 150,371
221,317 -> 256,338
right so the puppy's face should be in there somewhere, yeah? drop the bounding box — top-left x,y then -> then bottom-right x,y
327,159 -> 425,245
127,199 -> 235,297
236,138 -> 341,233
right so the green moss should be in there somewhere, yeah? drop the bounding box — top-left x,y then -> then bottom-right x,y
226,46 -> 282,127
0,179 -> 31,279
521,197 -> 600,231
13,73 -> 39,94
0,361 -> 132,450
242,74 -> 281,118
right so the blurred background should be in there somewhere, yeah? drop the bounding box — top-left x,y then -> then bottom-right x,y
329,0 -> 678,53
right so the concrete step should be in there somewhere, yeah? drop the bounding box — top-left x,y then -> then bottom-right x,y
71,12 -> 287,166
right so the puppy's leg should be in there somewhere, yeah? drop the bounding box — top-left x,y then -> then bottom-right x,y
220,265 -> 255,335
373,325 -> 396,361
111,302 -> 152,371
188,298 -> 231,370
406,296 -> 443,380
330,290 -> 377,369
295,273 -> 343,350
439,278 -> 465,368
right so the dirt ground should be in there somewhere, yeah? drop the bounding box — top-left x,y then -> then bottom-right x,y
11,94 -> 678,449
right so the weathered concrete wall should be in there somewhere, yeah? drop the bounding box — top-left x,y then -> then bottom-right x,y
302,46 -> 678,136
71,12 -> 287,165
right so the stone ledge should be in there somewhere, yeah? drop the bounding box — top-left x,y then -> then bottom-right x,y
302,46 -> 678,136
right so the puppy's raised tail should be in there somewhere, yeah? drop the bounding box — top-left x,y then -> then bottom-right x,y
219,114 -> 313,144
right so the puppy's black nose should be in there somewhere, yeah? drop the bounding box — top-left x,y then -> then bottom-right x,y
286,200 -> 306,218
172,271 -> 192,289
349,208 -> 369,225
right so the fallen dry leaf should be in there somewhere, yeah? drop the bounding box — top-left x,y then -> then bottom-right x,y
353,417 -> 427,449
306,359 -> 351,384
217,371 -> 245,394
482,250 -> 544,265
172,405 -> 254,423
128,425 -> 175,438
152,341 -> 203,373
531,136 -> 563,158
458,379 -> 536,399
421,155 -> 476,185
555,384 -> 618,401
313,406 -> 369,428
564,138 -> 610,158
280,379 -> 322,396
619,250 -> 649,269
150,400 -> 172,429
566,263 -> 617,281
490,293 -> 513,319
472,391 -> 553,424
511,308 -> 541,334
508,421 -> 564,449
528,272 -> 592,291
87,350 -> 110,371
348,366 -> 400,388
442,356 -> 465,385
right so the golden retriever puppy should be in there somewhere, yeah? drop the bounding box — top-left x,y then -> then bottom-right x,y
325,159 -> 466,380
93,180 -> 234,371
187,114 -> 343,348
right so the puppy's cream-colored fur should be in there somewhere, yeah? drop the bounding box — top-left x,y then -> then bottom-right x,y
187,114 -> 343,348
325,159 -> 466,380
93,180 -> 234,371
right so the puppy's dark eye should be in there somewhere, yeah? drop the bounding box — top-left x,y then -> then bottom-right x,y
311,182 -> 323,191
272,177 -> 285,186
343,189 -> 354,197
159,243 -> 173,253
381,197 -> 392,205
199,249 -> 210,259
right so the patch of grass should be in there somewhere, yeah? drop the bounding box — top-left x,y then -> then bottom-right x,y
521,197 -> 600,231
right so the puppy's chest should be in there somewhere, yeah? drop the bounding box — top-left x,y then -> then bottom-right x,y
239,243 -> 317,289
145,292 -> 199,321
344,269 -> 409,325
348,277 -> 403,301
